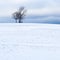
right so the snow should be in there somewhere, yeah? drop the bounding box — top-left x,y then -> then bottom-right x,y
0,23 -> 60,60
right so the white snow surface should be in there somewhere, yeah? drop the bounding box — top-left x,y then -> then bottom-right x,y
0,23 -> 60,60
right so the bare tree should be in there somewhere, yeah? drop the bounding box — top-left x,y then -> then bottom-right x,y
12,7 -> 26,23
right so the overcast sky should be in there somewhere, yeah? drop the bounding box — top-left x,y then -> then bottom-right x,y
0,0 -> 60,17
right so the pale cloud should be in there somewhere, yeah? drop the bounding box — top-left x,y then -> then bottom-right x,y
0,0 -> 28,4
27,8 -> 60,16
9,0 -> 28,4
0,9 -> 16,17
0,0 -> 60,16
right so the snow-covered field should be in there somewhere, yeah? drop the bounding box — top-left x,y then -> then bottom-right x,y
0,23 -> 60,60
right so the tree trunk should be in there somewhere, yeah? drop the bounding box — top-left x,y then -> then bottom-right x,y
19,19 -> 21,23
16,20 -> 17,23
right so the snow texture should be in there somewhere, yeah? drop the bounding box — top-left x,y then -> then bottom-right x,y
0,23 -> 60,60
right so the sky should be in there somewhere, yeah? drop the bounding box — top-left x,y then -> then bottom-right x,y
0,0 -> 60,17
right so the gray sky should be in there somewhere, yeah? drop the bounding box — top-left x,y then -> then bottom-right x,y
0,0 -> 60,17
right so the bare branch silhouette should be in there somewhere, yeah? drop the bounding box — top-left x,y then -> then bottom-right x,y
12,7 -> 27,23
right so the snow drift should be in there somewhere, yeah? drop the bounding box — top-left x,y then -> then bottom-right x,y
0,23 -> 60,60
